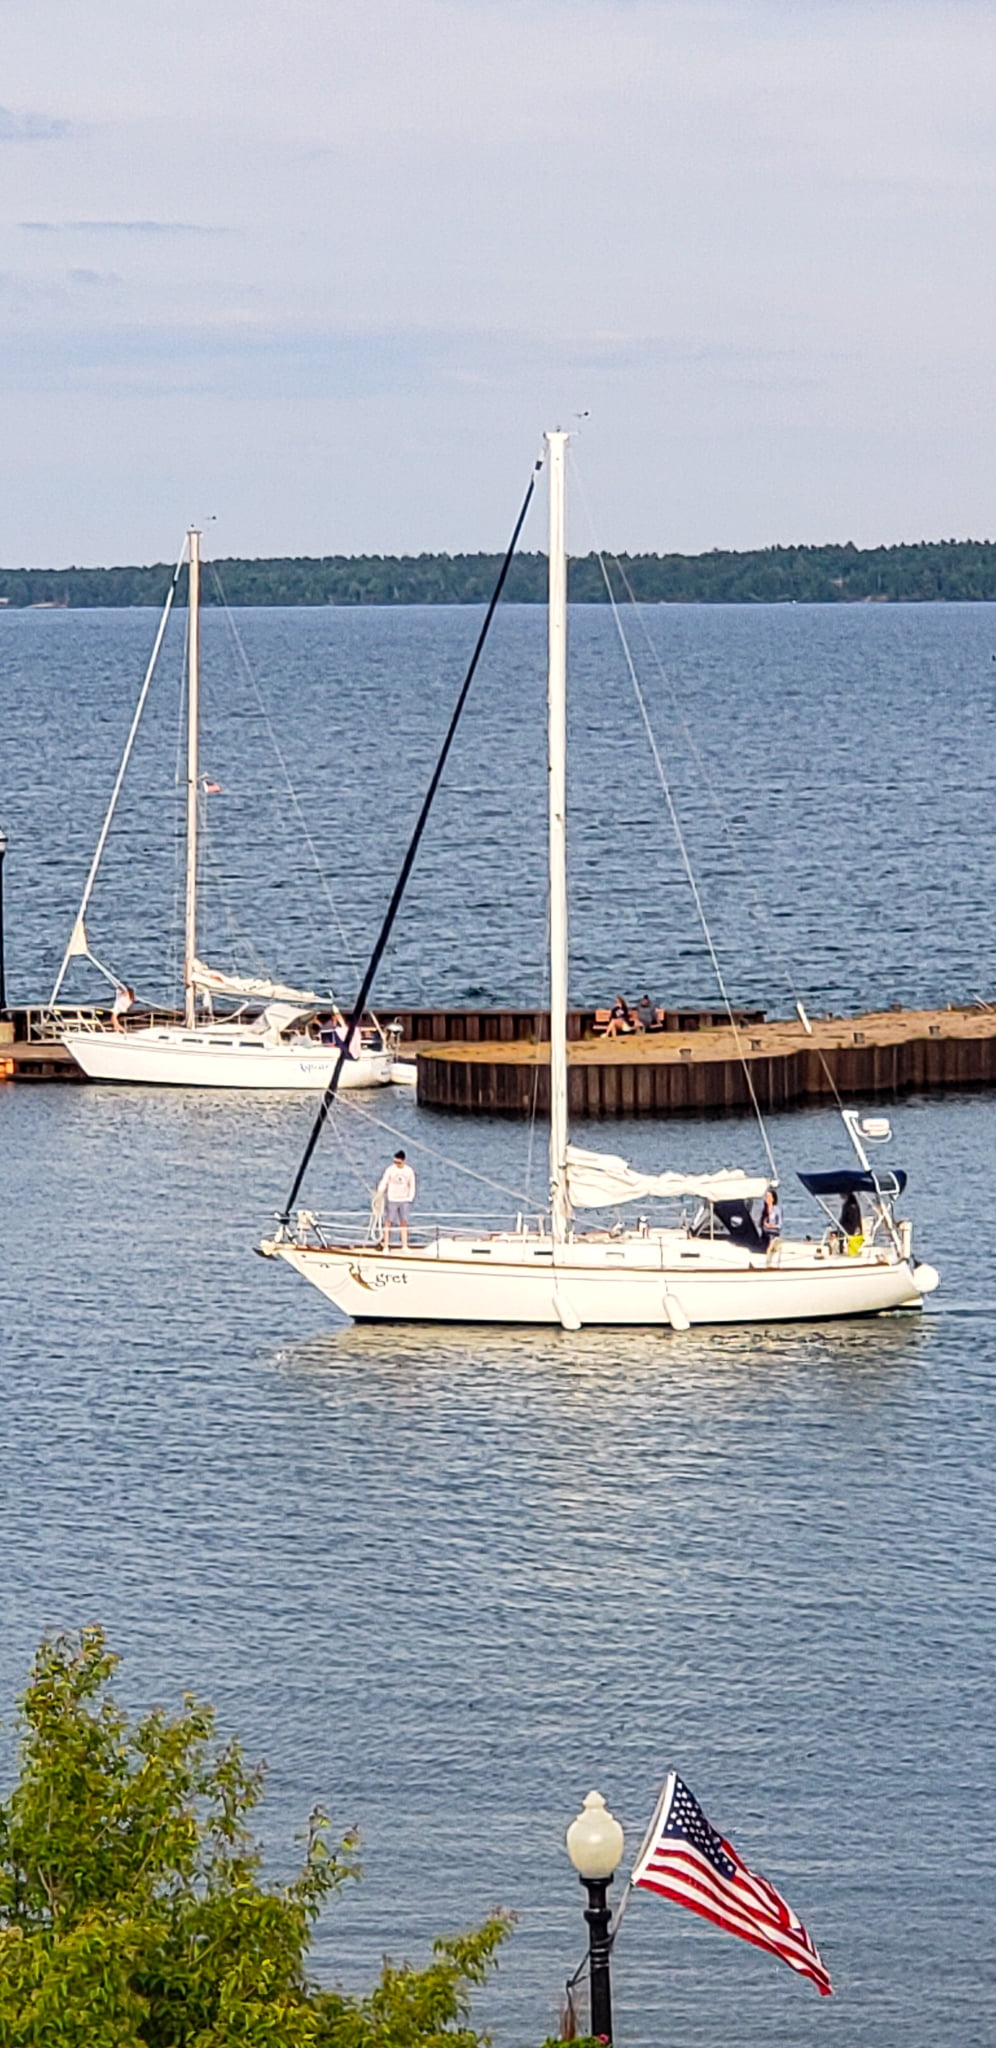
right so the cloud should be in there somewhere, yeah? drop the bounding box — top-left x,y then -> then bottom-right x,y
67,268 -> 122,288
0,105 -> 73,141
0,313 -> 814,407
19,219 -> 226,235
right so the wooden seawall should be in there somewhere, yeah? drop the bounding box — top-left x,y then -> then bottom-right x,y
5,1002 -> 995,1110
415,1005 -> 996,1118
0,1004 -> 762,1081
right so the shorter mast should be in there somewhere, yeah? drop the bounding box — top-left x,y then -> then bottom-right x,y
183,529 -> 201,1029
546,430 -> 571,1244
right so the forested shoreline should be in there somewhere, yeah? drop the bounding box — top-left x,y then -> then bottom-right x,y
3,537 -> 996,608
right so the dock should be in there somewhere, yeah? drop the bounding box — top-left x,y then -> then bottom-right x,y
413,1003 -> 996,1117
0,1004 -> 762,1083
4,1002 -> 996,1114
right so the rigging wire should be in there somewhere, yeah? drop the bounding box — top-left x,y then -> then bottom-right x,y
318,1097 -> 379,1206
278,449 -> 545,1226
586,540 -> 849,1115
197,784 -> 274,985
572,461 -> 779,1182
321,1090 -> 536,1208
50,538 -> 187,1006
208,564 -> 362,989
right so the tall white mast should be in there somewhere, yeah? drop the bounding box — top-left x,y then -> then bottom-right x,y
546,431 -> 571,1244
183,528 -> 201,1029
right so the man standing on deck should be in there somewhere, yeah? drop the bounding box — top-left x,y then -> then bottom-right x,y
378,1149 -> 416,1251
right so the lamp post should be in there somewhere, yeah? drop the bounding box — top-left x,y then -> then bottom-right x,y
566,1790 -> 625,2044
0,826 -> 8,1016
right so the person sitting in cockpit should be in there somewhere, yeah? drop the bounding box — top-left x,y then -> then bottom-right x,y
840,1188 -> 864,1251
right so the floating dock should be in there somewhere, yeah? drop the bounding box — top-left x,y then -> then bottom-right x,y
413,1004 -> 996,1118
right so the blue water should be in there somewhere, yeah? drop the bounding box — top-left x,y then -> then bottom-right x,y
1,602 -> 995,2045
2,599 -> 994,1014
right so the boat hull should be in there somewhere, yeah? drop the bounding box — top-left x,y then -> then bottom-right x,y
265,1235 -> 929,1326
60,1028 -> 395,1090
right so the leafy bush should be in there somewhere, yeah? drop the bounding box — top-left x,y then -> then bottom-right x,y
0,1629 -> 513,2048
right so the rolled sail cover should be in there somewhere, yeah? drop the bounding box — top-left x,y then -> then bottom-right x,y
565,1144 -> 770,1210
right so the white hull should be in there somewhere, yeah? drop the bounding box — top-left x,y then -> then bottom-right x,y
61,1026 -> 396,1090
265,1230 -> 933,1327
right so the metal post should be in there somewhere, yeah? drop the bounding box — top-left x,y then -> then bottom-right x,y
0,828 -> 8,1015
582,1875 -> 614,2042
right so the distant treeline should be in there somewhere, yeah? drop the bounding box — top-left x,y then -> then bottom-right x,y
4,539 -> 996,608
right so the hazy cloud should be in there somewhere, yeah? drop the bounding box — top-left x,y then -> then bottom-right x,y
67,268 -> 122,288
20,219 -> 226,235
0,105 -> 73,141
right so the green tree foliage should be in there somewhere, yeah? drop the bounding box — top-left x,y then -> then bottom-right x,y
0,1629 -> 513,2048
4,538 -> 996,608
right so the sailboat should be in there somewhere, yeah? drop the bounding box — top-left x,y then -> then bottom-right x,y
56,529 -> 404,1090
260,432 -> 940,1325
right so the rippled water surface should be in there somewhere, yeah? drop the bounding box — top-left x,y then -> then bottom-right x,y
1,602 -> 995,2046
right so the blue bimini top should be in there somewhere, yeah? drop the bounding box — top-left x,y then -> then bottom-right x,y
798,1168 -> 907,1198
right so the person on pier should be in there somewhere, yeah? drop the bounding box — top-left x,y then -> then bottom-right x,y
634,993 -> 664,1031
604,995 -> 636,1038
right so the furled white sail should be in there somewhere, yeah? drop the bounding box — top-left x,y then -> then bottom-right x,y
190,958 -> 322,1005
565,1144 -> 770,1210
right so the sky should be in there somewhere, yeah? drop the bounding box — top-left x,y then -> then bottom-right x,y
2,0 -> 996,565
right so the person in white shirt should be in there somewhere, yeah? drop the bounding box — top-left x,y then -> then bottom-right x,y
111,985 -> 135,1034
378,1149 -> 416,1250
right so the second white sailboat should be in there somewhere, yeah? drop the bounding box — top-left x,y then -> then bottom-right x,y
58,529 -> 403,1090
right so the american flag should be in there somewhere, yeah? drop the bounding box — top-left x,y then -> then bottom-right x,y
631,1773 -> 833,1996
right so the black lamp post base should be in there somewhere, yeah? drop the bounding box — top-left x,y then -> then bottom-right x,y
581,1874 -> 614,2043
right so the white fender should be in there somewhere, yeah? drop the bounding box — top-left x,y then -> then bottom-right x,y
912,1262 -> 940,1295
554,1286 -> 582,1331
663,1289 -> 691,1331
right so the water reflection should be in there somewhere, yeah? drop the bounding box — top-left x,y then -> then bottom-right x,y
272,1306 -> 930,1410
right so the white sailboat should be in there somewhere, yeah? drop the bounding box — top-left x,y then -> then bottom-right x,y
56,529 -> 403,1090
261,432 -> 940,1325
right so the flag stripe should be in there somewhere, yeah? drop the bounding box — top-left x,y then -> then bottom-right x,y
636,1860 -> 826,1974
638,1867 -> 832,1991
636,1874 -> 832,1992
631,1774 -> 832,1997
